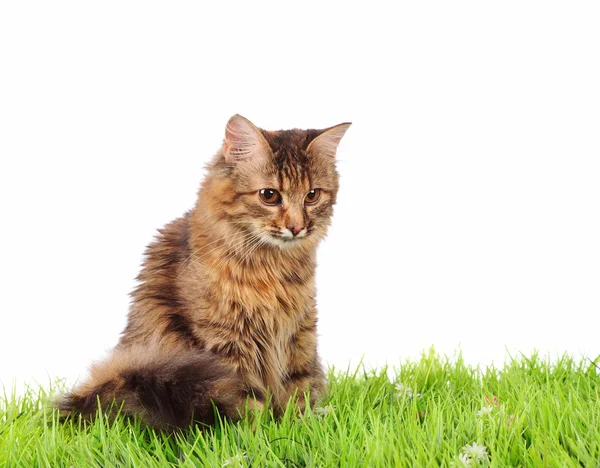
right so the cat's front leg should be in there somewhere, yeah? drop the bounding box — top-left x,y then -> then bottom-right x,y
281,315 -> 326,412
282,358 -> 326,413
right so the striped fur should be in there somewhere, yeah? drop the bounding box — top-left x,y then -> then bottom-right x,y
58,115 -> 350,430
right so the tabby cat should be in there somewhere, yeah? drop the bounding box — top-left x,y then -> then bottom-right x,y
58,114 -> 351,430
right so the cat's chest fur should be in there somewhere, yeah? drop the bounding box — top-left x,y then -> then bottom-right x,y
184,242 -> 315,320
180,245 -> 316,393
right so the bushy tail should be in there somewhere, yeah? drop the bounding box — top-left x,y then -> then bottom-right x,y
56,344 -> 247,430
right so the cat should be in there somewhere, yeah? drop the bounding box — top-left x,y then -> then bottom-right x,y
57,115 -> 351,430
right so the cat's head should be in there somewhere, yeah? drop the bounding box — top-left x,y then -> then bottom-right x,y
205,115 -> 350,249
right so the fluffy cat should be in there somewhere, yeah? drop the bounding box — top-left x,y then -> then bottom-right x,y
58,115 -> 351,430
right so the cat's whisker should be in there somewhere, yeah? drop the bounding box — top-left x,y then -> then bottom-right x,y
182,230 -> 257,271
205,238 -> 250,273
247,240 -> 267,271
232,234 -> 262,263
189,224 -> 252,252
240,236 -> 267,267
212,241 -> 250,272
232,234 -> 264,266
198,230 -> 256,259
178,226 -> 240,271
209,232 -> 261,272
236,239 -> 260,268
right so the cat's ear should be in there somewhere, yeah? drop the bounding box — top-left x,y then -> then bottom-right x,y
223,114 -> 270,164
307,122 -> 352,158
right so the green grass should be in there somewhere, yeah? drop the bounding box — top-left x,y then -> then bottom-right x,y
1,350 -> 599,467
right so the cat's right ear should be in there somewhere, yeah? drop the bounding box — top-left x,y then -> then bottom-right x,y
223,115 -> 270,164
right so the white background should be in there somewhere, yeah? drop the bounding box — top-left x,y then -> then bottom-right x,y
1,2 -> 599,390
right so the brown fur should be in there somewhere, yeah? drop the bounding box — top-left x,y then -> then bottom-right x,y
58,115 -> 351,430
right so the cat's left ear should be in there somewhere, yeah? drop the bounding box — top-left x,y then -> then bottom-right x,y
307,122 -> 352,158
223,114 -> 271,164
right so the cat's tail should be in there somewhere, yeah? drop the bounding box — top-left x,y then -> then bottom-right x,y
56,343 -> 252,431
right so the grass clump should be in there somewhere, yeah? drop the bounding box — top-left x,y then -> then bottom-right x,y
1,350 -> 599,467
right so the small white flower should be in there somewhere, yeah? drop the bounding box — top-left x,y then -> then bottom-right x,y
476,405 -> 493,417
462,442 -> 488,462
395,382 -> 419,399
450,453 -> 472,467
314,405 -> 334,416
223,453 -> 247,467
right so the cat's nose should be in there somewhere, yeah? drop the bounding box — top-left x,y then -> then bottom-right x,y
288,225 -> 305,236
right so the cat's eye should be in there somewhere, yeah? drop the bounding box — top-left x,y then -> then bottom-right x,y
259,188 -> 282,205
304,189 -> 321,205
